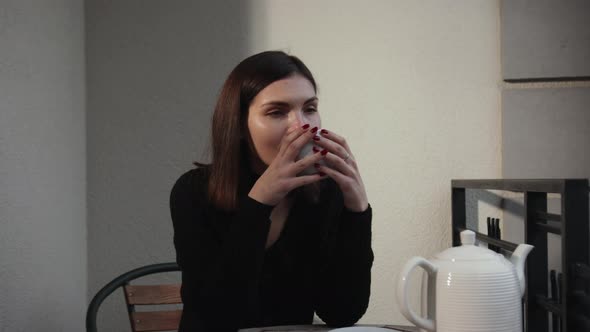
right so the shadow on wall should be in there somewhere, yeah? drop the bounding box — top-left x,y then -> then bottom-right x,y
85,1 -> 250,331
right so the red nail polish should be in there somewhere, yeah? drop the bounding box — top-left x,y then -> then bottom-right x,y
319,172 -> 326,176
312,147 -> 319,153
321,149 -> 328,156
320,129 -> 328,135
314,163 -> 321,168
312,136 -> 320,141
311,127 -> 318,133
302,124 -> 310,130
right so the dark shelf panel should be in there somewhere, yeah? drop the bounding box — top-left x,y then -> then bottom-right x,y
451,178 -> 589,332
451,179 -> 588,194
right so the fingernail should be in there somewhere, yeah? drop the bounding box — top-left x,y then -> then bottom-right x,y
314,163 -> 321,169
302,124 -> 310,130
319,172 -> 326,176
312,136 -> 320,141
321,149 -> 328,156
320,129 -> 328,135
311,126 -> 318,133
312,147 -> 319,153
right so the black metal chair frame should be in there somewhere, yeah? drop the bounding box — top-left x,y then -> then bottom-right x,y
86,262 -> 181,332
451,179 -> 589,332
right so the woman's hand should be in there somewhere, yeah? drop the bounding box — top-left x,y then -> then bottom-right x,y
312,129 -> 369,212
248,125 -> 326,206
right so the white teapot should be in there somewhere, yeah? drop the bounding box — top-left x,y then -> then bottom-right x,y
396,230 -> 534,332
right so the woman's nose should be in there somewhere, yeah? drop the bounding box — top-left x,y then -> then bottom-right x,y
290,111 -> 306,126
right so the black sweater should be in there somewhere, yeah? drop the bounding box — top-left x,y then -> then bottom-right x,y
170,166 -> 373,331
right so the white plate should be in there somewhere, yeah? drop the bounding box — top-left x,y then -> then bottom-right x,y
329,327 -> 401,332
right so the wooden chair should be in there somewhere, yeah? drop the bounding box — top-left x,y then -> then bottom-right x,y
86,262 -> 182,332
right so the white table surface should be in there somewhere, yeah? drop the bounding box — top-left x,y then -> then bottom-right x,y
239,324 -> 417,332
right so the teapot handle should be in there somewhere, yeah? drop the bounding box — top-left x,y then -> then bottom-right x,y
396,256 -> 437,332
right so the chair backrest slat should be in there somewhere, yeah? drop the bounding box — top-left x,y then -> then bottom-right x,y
86,262 -> 182,332
131,310 -> 182,332
124,284 -> 182,305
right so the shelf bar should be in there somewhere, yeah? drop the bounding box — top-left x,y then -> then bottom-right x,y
563,181 -> 590,332
455,227 -> 518,252
534,211 -> 562,222
526,192 -> 549,332
534,221 -> 562,235
452,188 -> 466,247
535,294 -> 563,315
452,179 -> 566,193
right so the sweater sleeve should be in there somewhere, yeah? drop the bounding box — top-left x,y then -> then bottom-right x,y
313,203 -> 373,328
170,168 -> 273,331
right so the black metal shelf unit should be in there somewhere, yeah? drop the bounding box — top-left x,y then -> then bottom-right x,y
451,179 -> 589,332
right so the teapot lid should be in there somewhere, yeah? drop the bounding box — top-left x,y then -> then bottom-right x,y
435,230 -> 499,261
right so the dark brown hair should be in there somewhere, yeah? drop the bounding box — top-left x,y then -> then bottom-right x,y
200,51 -> 317,211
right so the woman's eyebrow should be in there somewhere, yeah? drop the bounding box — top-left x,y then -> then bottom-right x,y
261,101 -> 290,108
261,97 -> 318,107
304,97 -> 319,104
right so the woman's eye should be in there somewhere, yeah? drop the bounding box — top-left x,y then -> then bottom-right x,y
305,107 -> 318,113
268,110 -> 286,117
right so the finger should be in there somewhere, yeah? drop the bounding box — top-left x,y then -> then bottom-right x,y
288,147 -> 325,175
312,135 -> 355,166
278,124 -> 311,155
316,164 -> 368,212
282,126 -> 318,160
286,123 -> 300,135
319,129 -> 351,153
314,163 -> 352,191
322,151 -> 356,177
285,172 -> 325,191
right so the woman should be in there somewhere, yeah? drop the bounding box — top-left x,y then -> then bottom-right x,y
170,51 -> 373,332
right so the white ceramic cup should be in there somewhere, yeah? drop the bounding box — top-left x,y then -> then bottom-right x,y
296,128 -> 326,175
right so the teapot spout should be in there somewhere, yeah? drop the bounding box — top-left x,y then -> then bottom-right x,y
510,244 -> 534,296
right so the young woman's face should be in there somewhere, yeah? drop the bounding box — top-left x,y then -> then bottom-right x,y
247,74 -> 320,172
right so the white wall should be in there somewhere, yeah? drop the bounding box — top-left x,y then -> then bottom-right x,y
247,0 -> 501,324
0,1 -> 500,331
0,1 -> 87,331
